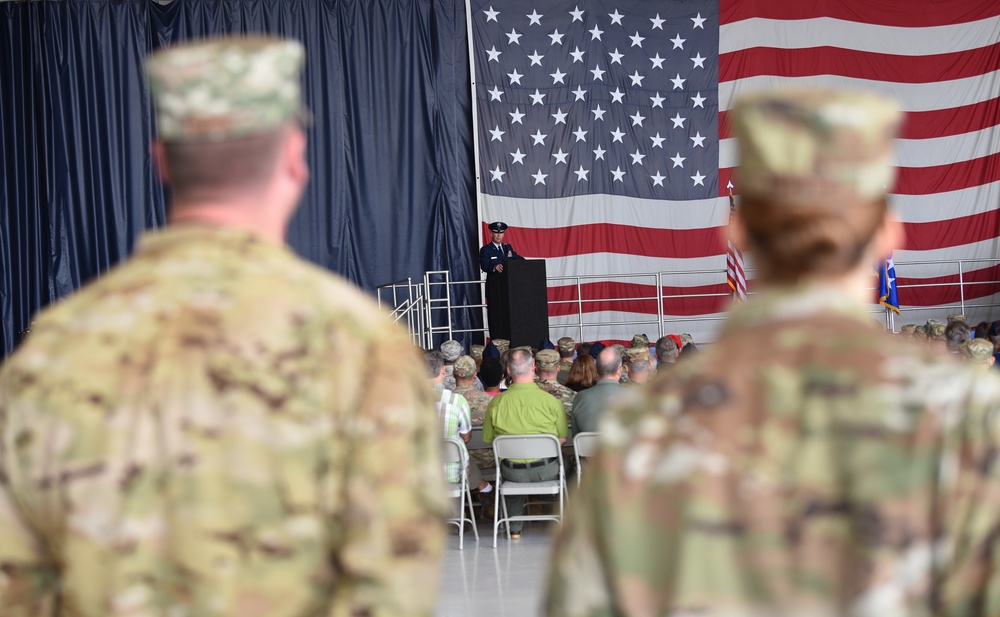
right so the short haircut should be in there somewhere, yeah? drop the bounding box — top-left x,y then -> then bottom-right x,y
627,358 -> 650,375
424,350 -> 444,378
655,336 -> 678,361
595,347 -> 622,378
161,125 -> 288,202
479,357 -> 504,387
507,348 -> 534,378
945,321 -> 971,351
558,347 -> 574,359
576,342 -> 593,358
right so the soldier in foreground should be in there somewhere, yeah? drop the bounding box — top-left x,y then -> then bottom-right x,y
545,89 -> 1000,616
0,37 -> 446,617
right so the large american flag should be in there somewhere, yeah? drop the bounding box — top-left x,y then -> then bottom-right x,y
468,0 -> 1000,343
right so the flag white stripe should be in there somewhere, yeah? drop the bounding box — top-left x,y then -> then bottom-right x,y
540,253 -> 728,280
721,126 -> 1000,170
482,194 -> 728,231
890,181 -> 1000,224
720,15 -> 1000,56
719,71 -> 1000,112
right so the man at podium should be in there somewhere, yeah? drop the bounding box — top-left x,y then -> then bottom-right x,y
479,221 -> 524,275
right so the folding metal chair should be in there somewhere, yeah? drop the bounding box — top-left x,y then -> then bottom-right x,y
573,431 -> 600,487
492,433 -> 566,547
442,438 -> 479,549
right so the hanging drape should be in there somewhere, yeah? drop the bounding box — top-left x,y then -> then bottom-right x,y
0,0 -> 480,356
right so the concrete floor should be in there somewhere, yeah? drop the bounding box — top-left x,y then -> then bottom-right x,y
436,519 -> 555,617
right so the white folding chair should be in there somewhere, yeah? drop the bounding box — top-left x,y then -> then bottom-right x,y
492,434 -> 566,547
573,431 -> 600,487
442,438 -> 479,549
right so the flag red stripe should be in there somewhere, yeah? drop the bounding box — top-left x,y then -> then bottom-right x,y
548,281 -> 733,317
482,222 -> 727,259
721,152 -> 1000,199
720,0 -> 1000,27
720,43 -> 1000,85
720,99 -> 1000,141
896,152 -> 1000,195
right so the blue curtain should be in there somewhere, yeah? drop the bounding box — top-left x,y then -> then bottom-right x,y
0,0 -> 481,356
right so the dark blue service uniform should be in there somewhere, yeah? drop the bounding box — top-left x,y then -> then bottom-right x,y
479,242 -> 524,274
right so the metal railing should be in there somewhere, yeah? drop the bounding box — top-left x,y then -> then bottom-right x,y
375,258 -> 1000,348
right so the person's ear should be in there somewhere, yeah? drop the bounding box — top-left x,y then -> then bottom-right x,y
726,206 -> 747,250
872,209 -> 904,258
151,140 -> 170,184
282,125 -> 310,188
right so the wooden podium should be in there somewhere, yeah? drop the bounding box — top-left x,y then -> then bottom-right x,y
487,259 -> 549,348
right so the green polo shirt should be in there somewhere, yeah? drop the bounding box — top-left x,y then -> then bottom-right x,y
483,382 -> 568,462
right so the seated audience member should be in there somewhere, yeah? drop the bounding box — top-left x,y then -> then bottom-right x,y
655,335 -> 680,368
945,320 -> 971,355
545,88 -> 1000,617
565,354 -> 598,392
964,338 -> 995,368
623,347 -> 654,386
479,357 -> 505,396
576,341 -> 593,358
612,344 -> 629,384
556,337 -> 576,384
453,355 -> 493,426
679,342 -> 699,361
570,347 -> 625,434
441,339 -> 484,392
975,321 -> 991,340
483,349 -> 568,539
535,349 -> 577,419
926,321 -> 947,352
426,351 -> 491,494
470,344 -> 485,371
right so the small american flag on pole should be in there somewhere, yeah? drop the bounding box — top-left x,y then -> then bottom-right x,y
726,182 -> 746,302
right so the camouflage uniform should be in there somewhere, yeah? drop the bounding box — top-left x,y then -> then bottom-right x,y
536,349 -> 577,420
0,37 -> 446,617
557,337 -> 575,385
546,89 -> 1000,616
546,286 -> 1000,617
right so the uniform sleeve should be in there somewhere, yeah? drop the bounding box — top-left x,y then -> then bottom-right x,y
0,383 -> 59,616
329,338 -> 449,617
479,245 -> 493,273
937,376 -> 1000,615
544,448 -> 618,617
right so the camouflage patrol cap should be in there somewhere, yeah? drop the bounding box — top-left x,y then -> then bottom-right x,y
440,339 -> 463,362
947,314 -> 967,324
146,36 -> 306,142
453,355 -> 477,378
535,349 -> 560,371
899,324 -> 917,336
929,323 -> 947,340
963,338 -> 995,365
625,346 -> 651,364
557,337 -> 576,353
630,333 -> 649,348
492,339 -> 510,352
926,319 -> 945,328
679,333 -> 694,347
611,343 -> 626,356
470,344 -> 485,359
732,88 -> 902,207
914,325 -> 928,337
